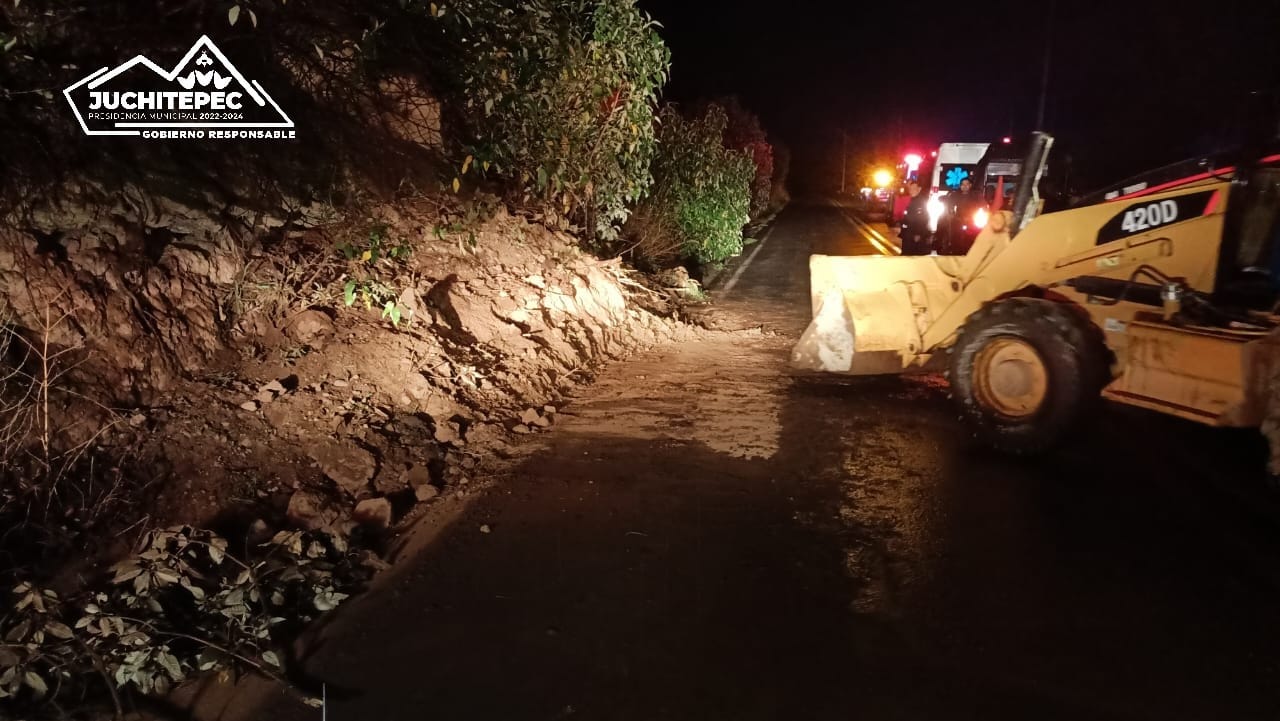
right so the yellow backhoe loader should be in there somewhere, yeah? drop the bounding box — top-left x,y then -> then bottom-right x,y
794,118 -> 1280,455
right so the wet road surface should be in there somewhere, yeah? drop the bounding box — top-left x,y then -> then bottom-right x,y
263,200 -> 1280,721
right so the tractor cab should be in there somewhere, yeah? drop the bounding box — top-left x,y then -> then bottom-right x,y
1068,92 -> 1280,314
1218,154 -> 1280,311
974,138 -> 1027,209
1215,90 -> 1280,311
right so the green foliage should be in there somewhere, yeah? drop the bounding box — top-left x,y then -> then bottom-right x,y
713,96 -> 775,220
337,222 -> 411,264
436,0 -> 670,242
631,104 -> 754,265
226,4 -> 257,28
0,526 -> 368,712
338,221 -> 410,326
380,300 -> 403,326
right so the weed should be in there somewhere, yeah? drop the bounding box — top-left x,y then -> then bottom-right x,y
337,221 -> 414,328
0,526 -> 368,714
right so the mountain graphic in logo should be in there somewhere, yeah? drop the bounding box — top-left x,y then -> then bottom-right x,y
64,36 -> 294,137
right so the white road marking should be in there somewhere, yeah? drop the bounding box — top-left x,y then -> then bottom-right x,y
720,223 -> 778,294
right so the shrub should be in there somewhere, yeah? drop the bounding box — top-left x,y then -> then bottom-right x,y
704,97 -> 775,220
439,0 -> 670,243
628,104 -> 754,266
769,142 -> 792,214
0,526 -> 368,714
621,200 -> 685,269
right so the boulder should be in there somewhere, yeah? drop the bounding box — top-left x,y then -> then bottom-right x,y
353,498 -> 393,529
433,420 -> 463,445
286,490 -> 341,531
309,441 -> 377,495
284,310 -> 335,346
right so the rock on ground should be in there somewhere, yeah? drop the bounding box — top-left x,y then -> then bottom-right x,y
354,498 -> 394,529
286,490 -> 342,531
310,441 -> 377,495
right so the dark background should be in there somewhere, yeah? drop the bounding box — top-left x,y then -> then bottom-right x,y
640,0 -> 1280,193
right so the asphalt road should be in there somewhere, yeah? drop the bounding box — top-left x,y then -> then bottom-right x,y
261,200 -> 1280,721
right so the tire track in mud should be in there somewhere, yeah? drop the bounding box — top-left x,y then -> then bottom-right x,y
837,426 -> 938,616
781,373 -> 954,620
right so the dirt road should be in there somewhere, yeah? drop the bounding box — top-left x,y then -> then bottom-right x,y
261,201 -> 1280,721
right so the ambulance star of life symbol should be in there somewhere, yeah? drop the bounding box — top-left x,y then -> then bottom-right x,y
63,35 -> 295,139
945,166 -> 970,188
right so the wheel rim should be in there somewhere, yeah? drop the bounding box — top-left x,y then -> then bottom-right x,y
973,337 -> 1048,419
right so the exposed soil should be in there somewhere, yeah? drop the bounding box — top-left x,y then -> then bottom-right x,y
0,191 -> 709,592
140,207 -> 704,531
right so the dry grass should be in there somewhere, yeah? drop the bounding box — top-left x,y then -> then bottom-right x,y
0,302 -> 143,580
230,244 -> 342,324
1,303 -> 85,470
619,202 -> 684,270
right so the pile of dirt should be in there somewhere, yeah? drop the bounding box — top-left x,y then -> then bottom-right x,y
1,195 -> 701,545
0,180 -> 330,415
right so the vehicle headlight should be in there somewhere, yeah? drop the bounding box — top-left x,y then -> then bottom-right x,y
973,207 -> 989,229
926,193 -> 945,232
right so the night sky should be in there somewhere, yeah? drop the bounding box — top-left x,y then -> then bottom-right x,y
640,0 -> 1280,192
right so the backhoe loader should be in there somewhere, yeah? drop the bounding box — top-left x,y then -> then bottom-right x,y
793,123 -> 1280,455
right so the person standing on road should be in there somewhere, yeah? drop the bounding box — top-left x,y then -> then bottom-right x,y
945,177 -> 988,255
899,180 -> 932,256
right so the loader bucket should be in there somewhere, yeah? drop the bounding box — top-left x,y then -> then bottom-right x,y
791,254 -> 965,375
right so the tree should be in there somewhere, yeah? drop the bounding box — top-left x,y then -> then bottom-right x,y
441,0 -> 671,243
695,96 -> 774,220
626,103 -> 754,266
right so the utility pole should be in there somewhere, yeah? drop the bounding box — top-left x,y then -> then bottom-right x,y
1035,0 -> 1055,130
840,128 -> 848,195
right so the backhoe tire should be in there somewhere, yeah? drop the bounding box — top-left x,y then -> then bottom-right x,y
949,298 -> 1108,454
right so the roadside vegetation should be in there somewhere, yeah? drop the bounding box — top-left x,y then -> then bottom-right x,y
441,0 -> 670,243
0,0 -> 787,716
625,104 -> 756,267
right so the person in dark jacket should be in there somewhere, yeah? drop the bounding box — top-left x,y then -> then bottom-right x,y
899,180 -> 932,255
944,177 -> 988,255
